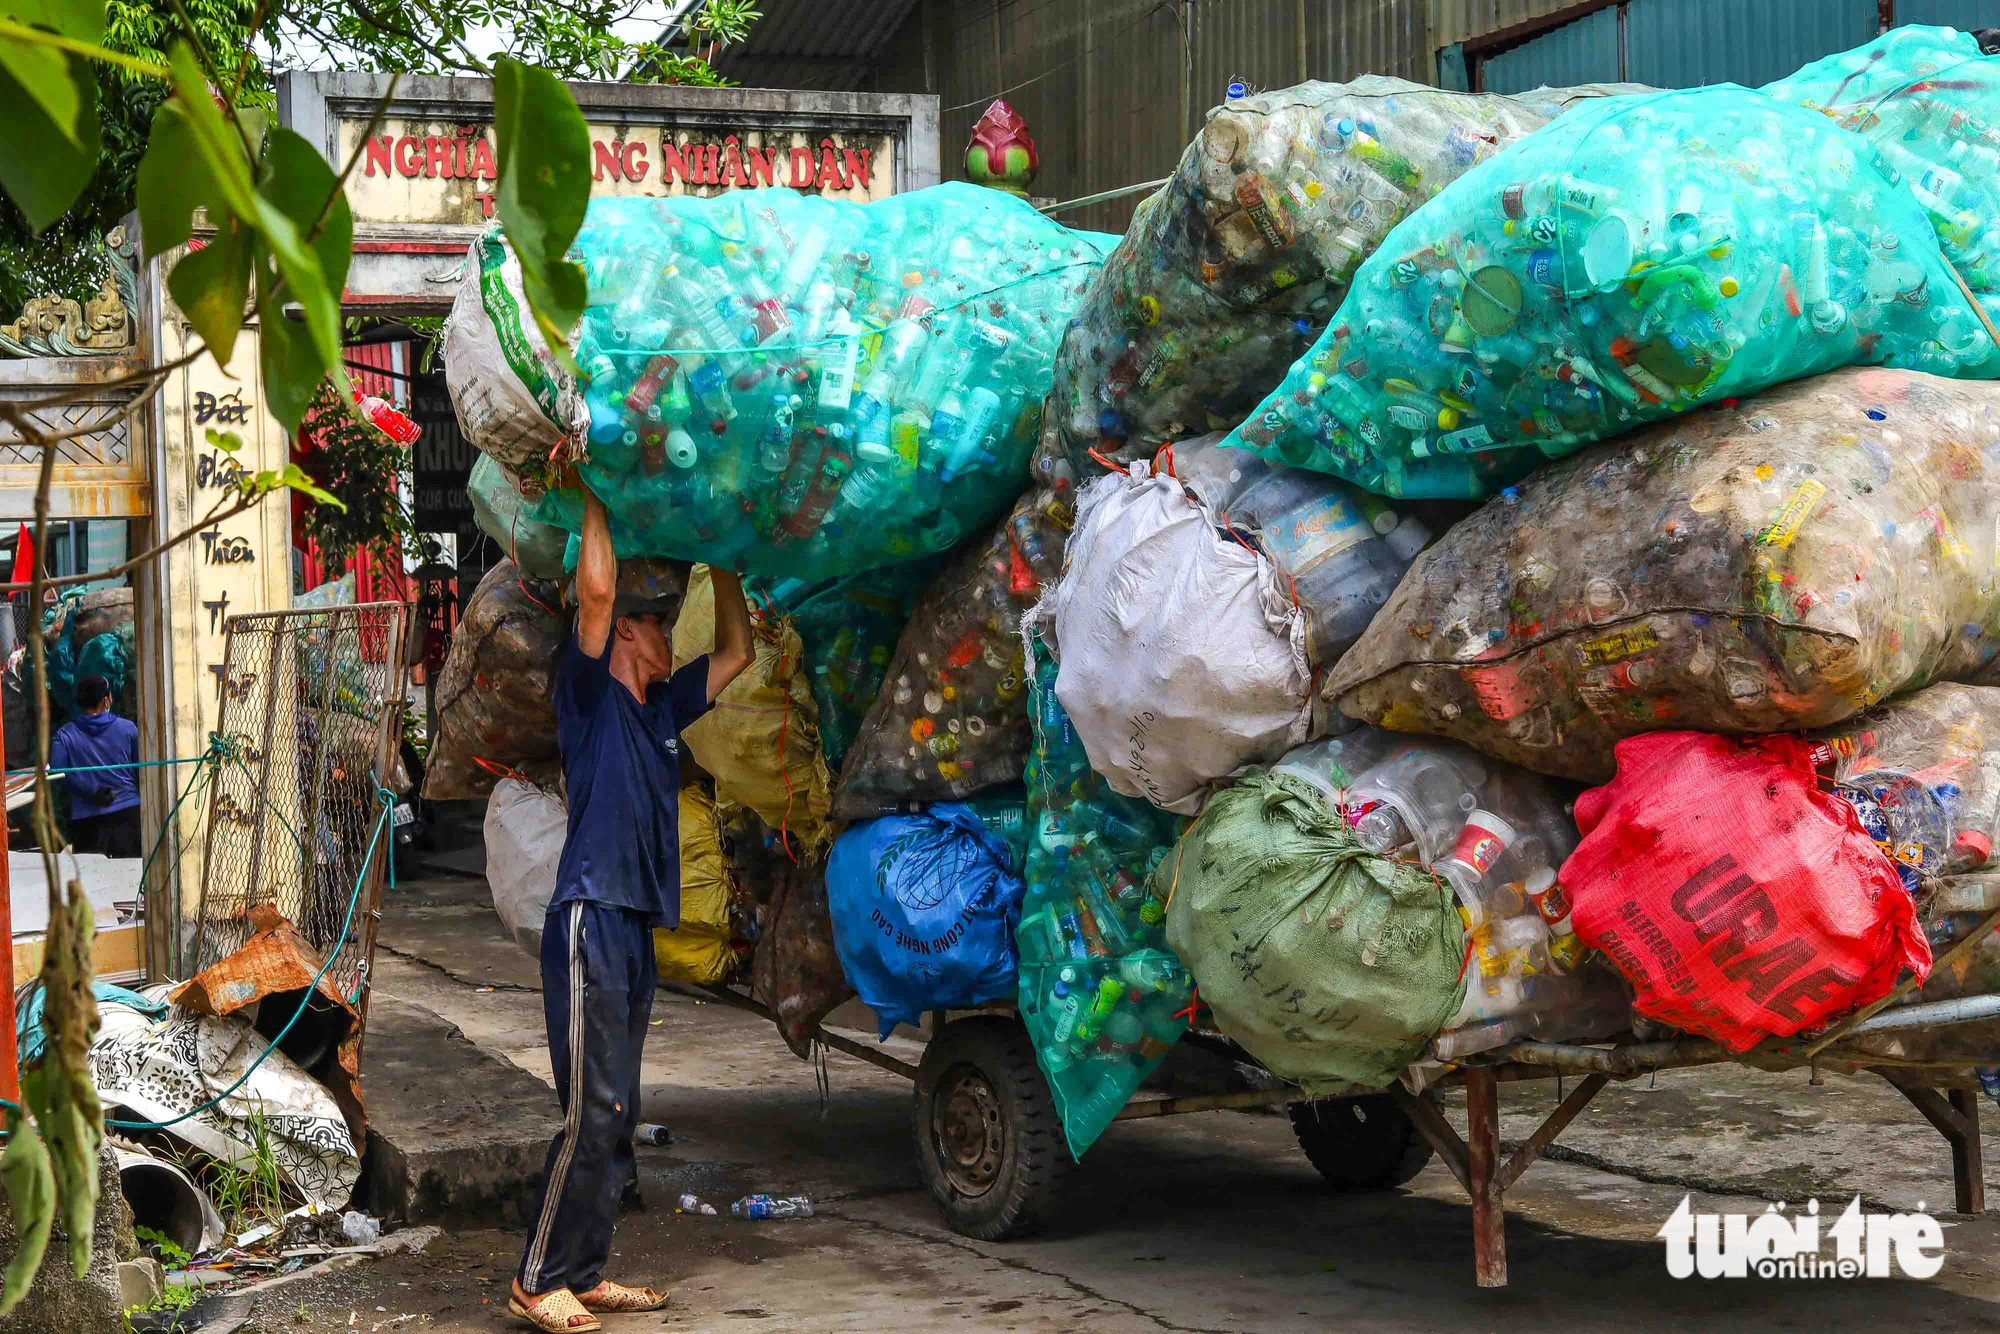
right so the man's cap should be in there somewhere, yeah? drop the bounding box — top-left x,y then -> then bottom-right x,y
612,591 -> 683,622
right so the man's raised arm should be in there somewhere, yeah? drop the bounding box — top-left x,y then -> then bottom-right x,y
705,569 -> 755,702
575,483 -> 617,658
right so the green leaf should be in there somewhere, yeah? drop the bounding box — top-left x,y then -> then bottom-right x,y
0,50 -> 98,232
168,217 -> 252,365
492,57 -> 588,371
255,276 -> 326,436
164,40 -> 256,220
0,1110 -> 54,1318
137,100 -> 209,259
205,427 -> 243,453
258,127 -> 352,315
277,461 -> 341,508
9,0 -> 106,43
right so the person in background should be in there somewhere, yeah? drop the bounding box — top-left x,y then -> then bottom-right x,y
510,481 -> 754,1333
51,674 -> 141,858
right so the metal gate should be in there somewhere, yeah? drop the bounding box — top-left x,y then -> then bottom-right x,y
191,602 -> 411,1007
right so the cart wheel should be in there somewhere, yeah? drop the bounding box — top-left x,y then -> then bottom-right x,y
1290,1091 -> 1435,1191
914,1016 -> 1076,1241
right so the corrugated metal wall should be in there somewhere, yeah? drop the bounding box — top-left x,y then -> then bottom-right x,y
1897,0 -> 2000,27
1624,0 -> 1878,88
1430,0 -> 1584,50
862,0 -> 1437,234
1479,4 -> 1618,91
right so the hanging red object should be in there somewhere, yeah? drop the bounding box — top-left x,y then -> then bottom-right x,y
355,390 -> 420,446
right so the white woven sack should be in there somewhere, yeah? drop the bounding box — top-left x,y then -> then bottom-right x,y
441,224 -> 589,469
1041,460 -> 1311,815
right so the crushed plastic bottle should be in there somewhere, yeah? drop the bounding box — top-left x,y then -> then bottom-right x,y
340,1211 -> 381,1246
730,1194 -> 814,1220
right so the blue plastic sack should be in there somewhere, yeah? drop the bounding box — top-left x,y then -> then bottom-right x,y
826,802 -> 1027,1035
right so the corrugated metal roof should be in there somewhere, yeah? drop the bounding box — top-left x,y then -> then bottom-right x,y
708,0 -> 922,91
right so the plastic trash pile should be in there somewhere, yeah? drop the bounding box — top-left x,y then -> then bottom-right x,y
457,31 -> 2000,1158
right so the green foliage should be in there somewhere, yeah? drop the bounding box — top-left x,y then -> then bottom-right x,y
134,38 -> 352,431
0,0 -> 108,232
0,0 -> 265,310
133,1225 -> 191,1269
0,1108 -> 55,1315
493,55 -> 588,371
297,378 -> 431,569
121,1275 -> 197,1332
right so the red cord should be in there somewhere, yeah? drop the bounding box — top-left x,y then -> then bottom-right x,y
1087,446 -> 1129,475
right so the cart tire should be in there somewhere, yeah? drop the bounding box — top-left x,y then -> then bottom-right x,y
914,1017 -> 1077,1241
1290,1092 -> 1434,1191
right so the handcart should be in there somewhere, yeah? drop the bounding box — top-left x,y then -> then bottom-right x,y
671,895 -> 2000,1289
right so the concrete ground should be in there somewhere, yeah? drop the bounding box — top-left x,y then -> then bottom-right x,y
265,874 -> 2000,1333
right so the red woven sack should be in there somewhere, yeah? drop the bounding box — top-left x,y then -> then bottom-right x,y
1563,731 -> 1930,1052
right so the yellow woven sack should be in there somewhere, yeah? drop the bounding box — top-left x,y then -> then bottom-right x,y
673,567 -> 833,857
654,784 -> 737,986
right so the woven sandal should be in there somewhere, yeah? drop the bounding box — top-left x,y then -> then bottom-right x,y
508,1287 -> 602,1332
577,1279 -> 673,1312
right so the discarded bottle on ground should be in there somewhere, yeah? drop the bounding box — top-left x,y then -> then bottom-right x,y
678,1193 -> 719,1216
634,1123 -> 672,1147
731,1194 -> 814,1220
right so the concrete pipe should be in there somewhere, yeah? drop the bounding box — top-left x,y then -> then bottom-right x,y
114,1147 -> 224,1256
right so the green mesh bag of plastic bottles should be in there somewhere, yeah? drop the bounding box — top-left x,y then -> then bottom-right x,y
775,564 -> 927,772
1766,25 -> 2000,317
450,183 -> 1114,579
1015,629 -> 1190,1159
1224,85 -> 2000,500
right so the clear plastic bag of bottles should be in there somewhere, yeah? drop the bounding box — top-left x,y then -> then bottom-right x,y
1225,86 -> 2000,500
1048,77 -> 1644,475
1016,630 -> 1190,1158
831,486 -> 1067,817
1333,732 -> 1629,1060
1331,368 -> 2000,782
469,454 -> 571,581
455,183 -> 1115,579
1159,759 -> 1465,1095
1765,25 -> 2000,318
1169,436 -> 1431,669
1814,683 -> 2000,890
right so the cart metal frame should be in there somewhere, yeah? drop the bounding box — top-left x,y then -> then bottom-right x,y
672,964 -> 2000,1288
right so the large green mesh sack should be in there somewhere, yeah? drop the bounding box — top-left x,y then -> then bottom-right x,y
1766,26 -> 2000,315
1015,630 -> 1189,1158
447,183 -> 1115,579
1159,769 -> 1466,1095
1223,85 -> 2000,500
1049,77 -> 1644,472
779,564 -> 927,772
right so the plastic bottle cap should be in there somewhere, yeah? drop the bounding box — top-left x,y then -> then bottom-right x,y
1956,830 -> 1992,867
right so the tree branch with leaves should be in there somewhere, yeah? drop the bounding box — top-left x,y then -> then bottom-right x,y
0,0 -> 609,1310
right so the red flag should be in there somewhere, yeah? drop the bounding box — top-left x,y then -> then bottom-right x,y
9,523 -> 30,584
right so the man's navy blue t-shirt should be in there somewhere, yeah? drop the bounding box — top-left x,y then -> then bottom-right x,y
551,636 -> 713,928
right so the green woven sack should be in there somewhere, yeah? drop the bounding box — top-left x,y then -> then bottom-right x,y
1160,770 -> 1466,1096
